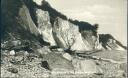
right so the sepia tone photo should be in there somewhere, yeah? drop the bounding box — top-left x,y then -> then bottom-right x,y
1,0 -> 127,78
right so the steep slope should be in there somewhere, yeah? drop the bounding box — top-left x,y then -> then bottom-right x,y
1,0 -> 50,48
99,34 -> 127,50
1,0 -> 127,78
33,0 -> 101,51
36,9 -> 56,46
1,0 -> 126,51
53,17 -> 88,51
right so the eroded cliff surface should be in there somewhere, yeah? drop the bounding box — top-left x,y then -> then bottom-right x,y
1,0 -> 127,78
1,0 -> 126,51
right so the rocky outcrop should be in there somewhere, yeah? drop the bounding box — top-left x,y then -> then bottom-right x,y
99,34 -> 126,51
1,0 -> 126,51
1,0 -> 127,77
53,17 -> 89,51
1,0 -> 50,49
36,9 -> 56,46
1,0 -> 38,37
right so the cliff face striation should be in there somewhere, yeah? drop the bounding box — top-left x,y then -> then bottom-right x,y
1,0 -> 127,78
1,0 -> 126,51
99,34 -> 127,50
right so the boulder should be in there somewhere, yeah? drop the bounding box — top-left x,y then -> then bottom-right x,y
43,52 -> 74,71
62,53 -> 72,61
9,50 -> 15,56
7,67 -> 18,73
41,61 -> 51,70
37,46 -> 51,55
72,59 -> 103,74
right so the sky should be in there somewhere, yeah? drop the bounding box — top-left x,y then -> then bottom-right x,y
45,0 -> 127,46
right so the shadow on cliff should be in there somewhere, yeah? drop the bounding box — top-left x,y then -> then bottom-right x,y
1,0 -> 50,46
99,34 -> 127,50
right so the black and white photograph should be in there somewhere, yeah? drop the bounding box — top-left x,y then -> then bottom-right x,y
1,0 -> 127,78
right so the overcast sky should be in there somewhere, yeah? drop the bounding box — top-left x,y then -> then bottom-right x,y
46,0 -> 127,45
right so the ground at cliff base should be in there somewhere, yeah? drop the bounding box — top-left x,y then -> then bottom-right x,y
1,48 -> 127,78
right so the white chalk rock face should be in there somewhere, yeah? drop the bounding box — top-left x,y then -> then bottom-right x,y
53,17 -> 90,51
36,9 -> 56,46
94,35 -> 103,50
81,30 -> 101,51
71,31 -> 90,51
33,0 -> 43,5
